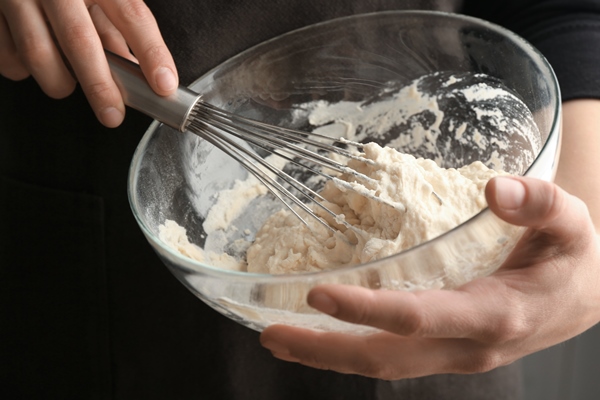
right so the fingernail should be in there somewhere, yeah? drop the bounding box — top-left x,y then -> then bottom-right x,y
495,177 -> 526,211
155,67 -> 177,92
308,292 -> 338,315
100,106 -> 123,128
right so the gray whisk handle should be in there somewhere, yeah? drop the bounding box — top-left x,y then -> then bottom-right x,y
105,50 -> 200,132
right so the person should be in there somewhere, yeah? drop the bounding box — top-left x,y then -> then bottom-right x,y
1,0 -> 599,399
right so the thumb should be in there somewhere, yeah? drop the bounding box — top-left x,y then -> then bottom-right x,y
485,176 -> 590,238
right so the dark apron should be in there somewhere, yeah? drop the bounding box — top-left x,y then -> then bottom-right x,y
0,0 -> 521,398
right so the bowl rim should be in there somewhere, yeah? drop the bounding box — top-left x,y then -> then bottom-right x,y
128,10 -> 561,282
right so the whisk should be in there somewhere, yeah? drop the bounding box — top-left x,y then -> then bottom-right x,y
107,51 -> 409,233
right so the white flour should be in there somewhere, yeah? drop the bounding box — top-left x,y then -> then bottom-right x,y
246,143 -> 502,274
159,72 -> 537,282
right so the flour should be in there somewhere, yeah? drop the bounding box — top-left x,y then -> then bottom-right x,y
301,72 -> 539,172
158,219 -> 242,271
246,143 -> 502,274
158,72 -> 537,283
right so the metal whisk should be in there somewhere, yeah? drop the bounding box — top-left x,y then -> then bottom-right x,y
107,51 -> 406,233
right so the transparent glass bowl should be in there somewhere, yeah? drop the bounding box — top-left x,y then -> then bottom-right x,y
128,11 -> 560,334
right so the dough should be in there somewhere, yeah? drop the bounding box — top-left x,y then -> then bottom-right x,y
159,72 -> 536,285
246,143 -> 502,274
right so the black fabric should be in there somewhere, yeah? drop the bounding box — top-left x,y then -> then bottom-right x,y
1,0 -> 597,398
147,0 -> 450,86
0,176 -> 110,398
463,0 -> 600,101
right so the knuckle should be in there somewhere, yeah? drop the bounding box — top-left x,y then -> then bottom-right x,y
62,23 -> 98,52
351,295 -> 374,325
570,197 -> 594,237
483,303 -> 530,343
139,43 -> 169,65
352,351 -> 402,380
493,315 -> 528,342
119,0 -> 153,24
476,291 -> 530,343
396,304 -> 427,336
18,34 -> 52,71
472,350 -> 503,373
83,80 -> 114,105
543,184 -> 566,223
460,349 -> 503,374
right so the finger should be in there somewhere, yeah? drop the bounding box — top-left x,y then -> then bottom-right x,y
305,282 -> 519,341
44,0 -> 124,127
260,325 -> 504,379
4,1 -> 75,98
96,0 -> 178,95
88,4 -> 136,62
486,176 -> 593,241
0,13 -> 29,80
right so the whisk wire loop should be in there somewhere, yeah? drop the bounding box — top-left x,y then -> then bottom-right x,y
186,100 -> 419,234
188,117 -> 361,235
191,102 -> 376,182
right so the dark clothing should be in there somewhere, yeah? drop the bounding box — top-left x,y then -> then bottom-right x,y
462,0 -> 600,101
1,0 -> 599,399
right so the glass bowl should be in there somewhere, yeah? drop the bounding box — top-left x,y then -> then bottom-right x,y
128,11 -> 560,334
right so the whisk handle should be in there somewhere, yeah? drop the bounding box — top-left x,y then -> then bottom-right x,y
105,50 -> 200,132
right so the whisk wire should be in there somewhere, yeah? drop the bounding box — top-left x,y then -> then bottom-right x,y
188,118 -> 359,234
199,102 -> 366,157
187,100 -> 416,232
192,102 -> 381,185
189,120 -> 317,229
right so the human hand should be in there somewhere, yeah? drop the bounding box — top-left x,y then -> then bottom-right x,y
260,176 -> 600,379
0,0 -> 177,127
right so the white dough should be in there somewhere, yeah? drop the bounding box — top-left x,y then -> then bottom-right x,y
158,73 -> 534,284
158,220 -> 243,271
246,143 -> 502,274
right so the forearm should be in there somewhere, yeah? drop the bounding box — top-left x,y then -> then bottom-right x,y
554,99 -> 600,231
